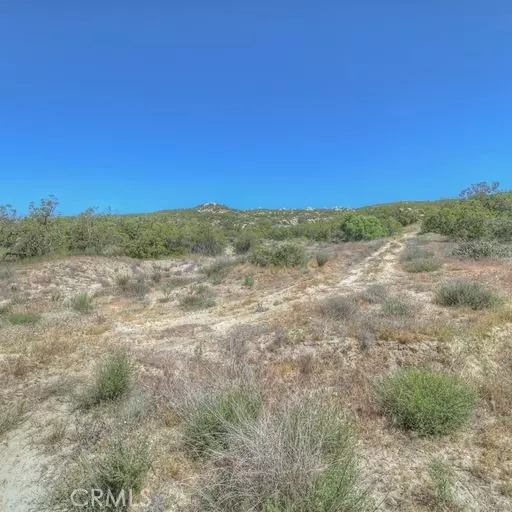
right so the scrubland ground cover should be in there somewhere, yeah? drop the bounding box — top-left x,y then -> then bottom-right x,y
1,184 -> 512,511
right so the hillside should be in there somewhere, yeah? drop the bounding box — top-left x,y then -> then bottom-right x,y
1,187 -> 512,511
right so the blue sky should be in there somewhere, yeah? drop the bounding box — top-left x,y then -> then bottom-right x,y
1,1 -> 511,214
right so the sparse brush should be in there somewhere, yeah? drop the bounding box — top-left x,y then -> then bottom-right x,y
116,275 -> 149,298
379,369 -> 476,436
180,286 -> 216,310
381,297 -> 415,317
400,246 -> 435,262
435,279 -> 499,310
319,295 -> 359,320
0,266 -> 14,280
78,349 -> 132,409
357,284 -> 389,304
428,458 -> 456,507
201,257 -> 238,283
452,240 -> 512,260
243,275 -> 254,288
0,400 -> 24,436
70,292 -> 93,314
8,312 -> 40,325
315,252 -> 329,267
50,435 -> 150,512
191,397 -> 372,511
404,256 -> 441,273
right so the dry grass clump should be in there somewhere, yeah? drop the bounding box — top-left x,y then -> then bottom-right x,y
115,275 -> 150,298
0,400 -> 24,436
8,311 -> 41,325
356,284 -> 389,304
381,296 -> 416,317
379,369 -> 476,436
70,291 -> 94,313
435,280 -> 499,310
182,385 -> 262,458
49,434 -> 150,511
189,397 -> 372,512
427,459 -> 456,508
77,349 -> 133,409
319,295 -> 359,321
201,257 -> 240,283
401,246 -> 441,273
180,285 -> 216,310
314,252 -> 329,267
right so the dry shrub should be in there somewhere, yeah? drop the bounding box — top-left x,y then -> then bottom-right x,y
190,397 -> 372,511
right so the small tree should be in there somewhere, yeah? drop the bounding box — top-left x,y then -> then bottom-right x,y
459,181 -> 500,200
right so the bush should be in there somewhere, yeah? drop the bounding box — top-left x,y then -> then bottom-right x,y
381,297 -> 415,317
341,214 -> 387,241
357,284 -> 388,304
70,292 -> 93,314
379,369 -> 476,436
234,236 -> 254,255
319,295 -> 358,320
435,279 -> 499,310
315,252 -> 329,267
250,243 -> 306,267
78,350 -> 132,408
8,312 -> 40,325
452,240 -> 512,260
183,387 -> 262,458
201,257 -> 238,283
180,286 -> 216,310
192,398 -> 372,511
403,257 -> 441,273
116,276 -> 149,298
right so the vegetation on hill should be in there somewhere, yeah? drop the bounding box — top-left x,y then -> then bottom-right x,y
0,197 -> 417,261
1,182 -> 510,261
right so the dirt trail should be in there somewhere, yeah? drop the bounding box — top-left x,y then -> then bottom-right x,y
140,232 -> 415,340
0,425 -> 50,512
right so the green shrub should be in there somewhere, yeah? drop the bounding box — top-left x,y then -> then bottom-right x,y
78,350 -> 132,408
341,214 -> 387,241
250,243 -> 306,267
244,275 -> 254,288
379,369 -> 476,436
183,387 -> 262,458
192,398 -> 372,511
452,240 -> 512,260
70,292 -> 93,314
435,279 -> 499,310
315,252 -> 329,267
8,312 -> 40,325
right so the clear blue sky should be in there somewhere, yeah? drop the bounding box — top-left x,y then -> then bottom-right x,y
1,1 -> 511,214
